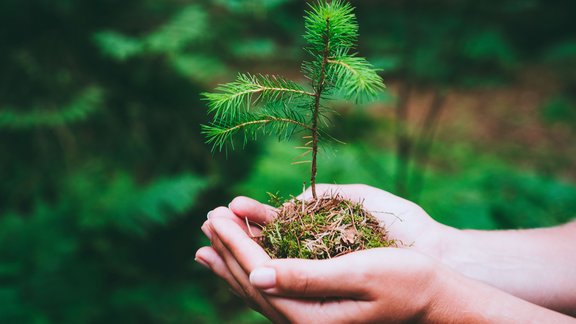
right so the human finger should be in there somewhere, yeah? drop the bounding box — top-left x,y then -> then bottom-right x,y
209,226 -> 287,323
210,217 -> 272,272
248,252 -> 377,299
228,196 -> 277,225
205,207 -> 262,238
210,217 -> 363,322
195,246 -> 245,298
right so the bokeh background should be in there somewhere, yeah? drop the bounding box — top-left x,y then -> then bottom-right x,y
1,0 -> 575,322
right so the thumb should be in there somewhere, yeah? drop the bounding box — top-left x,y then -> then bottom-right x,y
249,255 -> 372,299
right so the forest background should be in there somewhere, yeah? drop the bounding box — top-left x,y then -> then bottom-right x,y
1,0 -> 575,322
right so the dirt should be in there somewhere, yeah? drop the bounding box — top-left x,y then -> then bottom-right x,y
255,194 -> 398,259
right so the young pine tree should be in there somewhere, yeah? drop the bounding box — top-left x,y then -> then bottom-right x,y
203,0 -> 384,199
203,0 -> 394,259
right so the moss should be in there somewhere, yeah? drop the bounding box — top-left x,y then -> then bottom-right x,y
257,195 -> 397,259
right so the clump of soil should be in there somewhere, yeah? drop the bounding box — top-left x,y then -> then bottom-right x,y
256,195 -> 397,259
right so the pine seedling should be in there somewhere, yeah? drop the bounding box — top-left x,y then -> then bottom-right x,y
202,0 -> 385,199
203,0 -> 395,259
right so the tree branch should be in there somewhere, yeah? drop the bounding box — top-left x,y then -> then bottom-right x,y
327,58 -> 358,75
210,117 -> 312,138
216,87 -> 313,105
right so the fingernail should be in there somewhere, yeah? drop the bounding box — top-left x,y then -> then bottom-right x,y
201,225 -> 212,240
195,257 -> 210,269
207,210 -> 213,219
228,198 -> 238,211
249,267 -> 276,289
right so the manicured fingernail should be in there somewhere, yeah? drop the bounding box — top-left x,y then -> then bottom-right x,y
195,257 -> 210,269
250,267 -> 276,289
207,210 -> 213,219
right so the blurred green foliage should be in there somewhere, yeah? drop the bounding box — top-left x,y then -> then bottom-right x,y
0,0 -> 575,323
239,140 -> 576,230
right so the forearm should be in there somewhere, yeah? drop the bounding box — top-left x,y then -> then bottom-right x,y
425,266 -> 576,323
439,221 -> 576,314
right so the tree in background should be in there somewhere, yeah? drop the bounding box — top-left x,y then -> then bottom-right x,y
345,0 -> 576,201
1,0 -> 575,322
0,0 -> 290,322
236,0 -> 576,231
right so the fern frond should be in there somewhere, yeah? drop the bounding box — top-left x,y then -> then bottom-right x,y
304,0 -> 358,55
202,104 -> 311,151
327,53 -> 385,103
202,73 -> 314,121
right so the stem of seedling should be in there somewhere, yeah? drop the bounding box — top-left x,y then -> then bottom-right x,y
310,18 -> 331,200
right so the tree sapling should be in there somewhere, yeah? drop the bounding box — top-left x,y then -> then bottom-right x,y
203,0 -> 397,259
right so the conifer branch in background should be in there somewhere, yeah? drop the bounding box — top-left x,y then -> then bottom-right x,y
203,0 -> 384,198
0,87 -> 103,130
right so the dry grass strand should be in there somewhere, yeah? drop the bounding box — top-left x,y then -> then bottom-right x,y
256,194 -> 397,259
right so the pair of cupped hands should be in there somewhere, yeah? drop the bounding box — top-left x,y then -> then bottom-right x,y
197,184 -> 470,323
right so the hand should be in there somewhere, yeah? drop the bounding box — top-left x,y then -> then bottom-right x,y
197,184 -> 576,317
199,214 -> 443,323
196,183 -> 451,320
197,215 -> 573,323
196,207 -> 287,322
226,184 -> 455,258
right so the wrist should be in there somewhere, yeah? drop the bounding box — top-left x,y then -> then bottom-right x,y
420,264 -> 499,323
435,226 -> 480,276
437,227 -> 513,290
421,266 -> 576,323
417,261 -> 472,323
418,222 -> 463,263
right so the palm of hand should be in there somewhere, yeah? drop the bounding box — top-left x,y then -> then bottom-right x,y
198,184 -> 450,322
290,184 -> 446,258
202,196 -> 447,323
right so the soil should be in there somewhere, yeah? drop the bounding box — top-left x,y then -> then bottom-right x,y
255,194 -> 397,259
